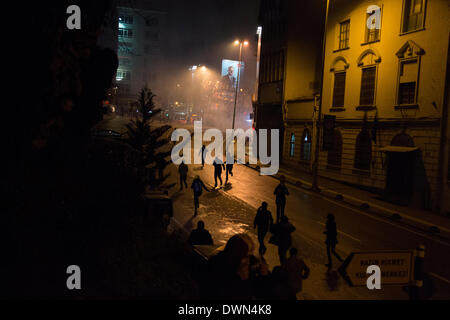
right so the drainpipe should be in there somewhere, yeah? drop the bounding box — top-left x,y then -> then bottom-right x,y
437,41 -> 450,215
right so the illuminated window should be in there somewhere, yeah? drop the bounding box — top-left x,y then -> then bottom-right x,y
354,130 -> 372,171
118,28 -> 133,38
289,133 -> 295,157
402,0 -> 426,33
116,70 -> 131,81
339,20 -> 350,49
332,72 -> 346,108
300,129 -> 311,161
359,67 -> 377,106
119,15 -> 133,25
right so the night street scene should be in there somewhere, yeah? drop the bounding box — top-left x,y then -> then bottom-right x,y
3,0 -> 450,312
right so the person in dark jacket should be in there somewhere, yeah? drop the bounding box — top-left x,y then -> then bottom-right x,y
203,234 -> 253,299
225,152 -> 234,184
253,202 -> 273,256
191,175 -> 209,216
273,175 -> 289,223
283,248 -> 310,294
199,145 -> 207,168
178,160 -> 188,190
324,213 -> 343,269
270,266 -> 297,300
275,216 -> 296,266
213,157 -> 225,188
188,220 -> 213,245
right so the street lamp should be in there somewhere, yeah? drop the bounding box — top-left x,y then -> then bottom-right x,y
232,39 -> 249,130
312,0 -> 330,192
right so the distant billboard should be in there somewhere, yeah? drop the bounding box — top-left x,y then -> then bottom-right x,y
221,59 -> 245,90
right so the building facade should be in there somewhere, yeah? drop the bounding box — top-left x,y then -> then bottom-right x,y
115,1 -> 167,109
255,0 -> 325,161
257,0 -> 450,215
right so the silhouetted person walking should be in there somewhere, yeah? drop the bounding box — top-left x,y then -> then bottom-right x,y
213,157 -> 225,188
324,213 -> 343,269
253,202 -> 273,256
225,152 -> 234,184
191,175 -> 209,216
178,160 -> 188,190
274,175 -> 289,223
188,220 -> 214,245
200,145 -> 207,168
274,216 -> 296,266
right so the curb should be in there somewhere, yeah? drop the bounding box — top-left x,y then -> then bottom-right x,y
244,163 -> 450,242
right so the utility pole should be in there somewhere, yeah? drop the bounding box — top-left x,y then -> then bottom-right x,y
232,43 -> 243,131
312,0 -> 330,192
232,40 -> 248,130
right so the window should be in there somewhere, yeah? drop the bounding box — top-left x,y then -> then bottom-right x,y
118,84 -> 131,95
327,129 -> 343,168
397,59 -> 419,105
144,44 -> 159,55
118,28 -> 133,38
119,15 -> 133,25
365,6 -> 381,43
339,20 -> 350,49
118,42 -> 133,54
119,58 -> 131,67
300,129 -> 312,161
332,72 -> 346,108
359,67 -> 377,106
145,31 -> 159,41
402,0 -> 426,33
289,133 -> 295,157
354,130 -> 372,171
145,17 -> 159,27
116,70 -> 131,81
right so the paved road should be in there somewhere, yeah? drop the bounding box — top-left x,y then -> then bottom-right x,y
99,115 -> 450,299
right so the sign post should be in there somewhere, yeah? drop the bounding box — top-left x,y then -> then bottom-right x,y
338,250 -> 414,287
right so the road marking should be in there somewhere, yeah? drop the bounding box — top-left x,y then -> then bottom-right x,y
317,221 -> 361,243
429,272 -> 450,285
321,196 -> 450,248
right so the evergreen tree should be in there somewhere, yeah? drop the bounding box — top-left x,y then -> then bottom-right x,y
125,87 -> 174,193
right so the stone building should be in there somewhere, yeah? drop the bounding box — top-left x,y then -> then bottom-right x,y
257,0 -> 450,214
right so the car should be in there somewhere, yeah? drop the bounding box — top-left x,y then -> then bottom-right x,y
174,112 -> 188,124
90,129 -> 123,139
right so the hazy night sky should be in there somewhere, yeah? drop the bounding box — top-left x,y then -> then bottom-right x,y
163,0 -> 261,86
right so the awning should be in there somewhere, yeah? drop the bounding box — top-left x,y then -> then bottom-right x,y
378,146 -> 419,153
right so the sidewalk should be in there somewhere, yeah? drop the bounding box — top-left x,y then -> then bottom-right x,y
245,162 -> 450,242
